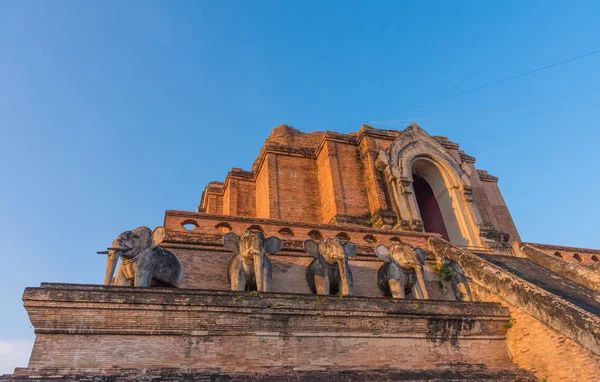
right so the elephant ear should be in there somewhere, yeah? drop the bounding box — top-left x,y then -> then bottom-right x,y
415,248 -> 427,264
375,244 -> 391,262
303,239 -> 320,258
264,236 -> 283,254
151,227 -> 166,248
344,242 -> 358,258
223,232 -> 240,254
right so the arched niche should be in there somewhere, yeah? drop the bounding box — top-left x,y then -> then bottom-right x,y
410,157 -> 468,246
379,124 -> 483,247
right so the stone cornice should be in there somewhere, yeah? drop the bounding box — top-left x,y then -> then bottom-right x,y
459,150 -> 476,163
524,242 -> 600,255
477,170 -> 499,183
433,136 -> 460,150
165,210 -> 438,240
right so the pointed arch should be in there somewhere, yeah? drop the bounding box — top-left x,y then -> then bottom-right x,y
382,124 -> 483,247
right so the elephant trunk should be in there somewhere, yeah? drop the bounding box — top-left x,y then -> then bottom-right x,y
254,253 -> 264,292
104,251 -> 119,285
337,259 -> 354,297
414,266 -> 429,300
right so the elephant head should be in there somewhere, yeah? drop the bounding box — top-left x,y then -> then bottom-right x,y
304,238 -> 357,296
104,226 -> 166,285
375,242 -> 429,299
222,230 -> 283,292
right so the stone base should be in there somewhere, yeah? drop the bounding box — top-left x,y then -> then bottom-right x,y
10,283 -> 527,379
4,365 -> 536,381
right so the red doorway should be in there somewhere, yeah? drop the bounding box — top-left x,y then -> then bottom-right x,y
412,174 -> 450,240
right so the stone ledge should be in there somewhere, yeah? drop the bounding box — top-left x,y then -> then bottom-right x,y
2,365 -> 536,381
165,210 -> 437,238
19,283 -> 516,373
515,243 -> 600,292
523,241 -> 600,255
27,283 -> 506,316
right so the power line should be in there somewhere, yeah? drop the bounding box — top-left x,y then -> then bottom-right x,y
368,48 -> 600,122
368,88 -> 600,124
369,102 -> 600,127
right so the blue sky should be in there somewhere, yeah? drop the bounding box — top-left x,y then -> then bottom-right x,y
1,0 -> 599,373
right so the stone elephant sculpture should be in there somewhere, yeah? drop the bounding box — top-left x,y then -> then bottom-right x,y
375,242 -> 429,299
438,257 -> 473,302
222,230 -> 283,292
102,226 -> 184,287
304,237 -> 357,297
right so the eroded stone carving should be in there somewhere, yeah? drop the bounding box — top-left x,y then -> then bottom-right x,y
223,230 -> 283,292
304,237 -> 357,296
103,226 -> 184,287
432,251 -> 473,302
375,123 -> 484,246
375,242 -> 429,299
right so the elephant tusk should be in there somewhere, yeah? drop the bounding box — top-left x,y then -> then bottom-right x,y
96,251 -> 109,255
107,246 -> 131,252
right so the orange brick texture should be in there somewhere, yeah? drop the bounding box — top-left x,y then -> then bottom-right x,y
198,124 -> 520,242
526,242 -> 600,267
22,284 -> 516,374
472,285 -> 600,382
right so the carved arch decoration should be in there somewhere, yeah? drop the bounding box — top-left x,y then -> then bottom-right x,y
376,123 -> 483,247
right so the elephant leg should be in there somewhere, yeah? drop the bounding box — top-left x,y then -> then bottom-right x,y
413,266 -> 429,300
262,257 -> 272,292
314,274 -> 329,295
455,280 -> 472,302
253,254 -> 264,292
228,256 -> 246,291
134,256 -> 155,287
231,267 -> 246,291
388,279 -> 405,299
462,280 -> 473,302
413,281 -> 426,299
450,280 -> 462,301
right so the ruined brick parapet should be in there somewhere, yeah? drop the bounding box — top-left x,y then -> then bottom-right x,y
17,283 -> 516,377
514,243 -> 600,292
428,237 -> 600,357
524,241 -> 600,266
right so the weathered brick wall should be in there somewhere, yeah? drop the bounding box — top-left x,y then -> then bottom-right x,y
272,155 -> 321,223
255,155 -> 270,219
197,125 -> 520,243
328,141 -> 370,220
477,175 -> 521,241
21,284 -> 515,374
4,366 -> 537,381
200,182 -> 224,214
526,242 -> 600,266
472,285 -> 600,382
236,178 -> 256,217
222,179 -> 232,215
28,334 -> 513,372
357,135 -> 396,225
429,238 -> 600,382
163,210 -> 435,249
316,141 -> 336,223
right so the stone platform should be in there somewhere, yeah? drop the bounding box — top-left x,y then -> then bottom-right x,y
9,283 -> 527,379
5,365 -> 536,381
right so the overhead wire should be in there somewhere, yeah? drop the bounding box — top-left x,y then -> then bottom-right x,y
367,47 -> 600,122
367,88 -> 600,124
368,102 -> 600,127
